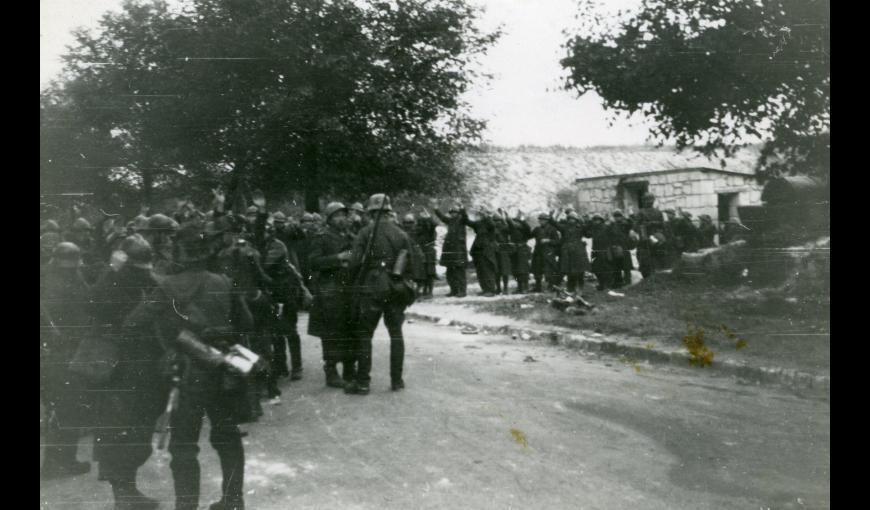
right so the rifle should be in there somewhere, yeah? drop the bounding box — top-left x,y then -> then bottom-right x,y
349,197 -> 389,323
154,376 -> 180,451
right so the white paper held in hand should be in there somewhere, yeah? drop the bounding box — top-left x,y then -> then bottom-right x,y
224,344 -> 260,375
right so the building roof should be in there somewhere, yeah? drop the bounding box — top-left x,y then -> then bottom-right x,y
454,145 -> 760,213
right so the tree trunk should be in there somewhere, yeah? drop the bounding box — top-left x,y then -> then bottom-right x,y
303,142 -> 320,212
141,165 -> 153,205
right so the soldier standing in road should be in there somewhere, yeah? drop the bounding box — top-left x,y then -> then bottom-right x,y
345,194 -> 416,395
506,210 -> 533,293
90,235 -> 163,510
308,202 -> 357,388
635,193 -> 666,278
40,242 -> 93,481
415,209 -> 438,298
589,214 -> 612,290
531,213 -> 561,292
465,207 -> 499,296
493,210 -> 514,294
432,200 -> 469,298
607,210 -> 637,289
554,211 -> 589,293
123,222 -> 254,510
401,214 -> 430,297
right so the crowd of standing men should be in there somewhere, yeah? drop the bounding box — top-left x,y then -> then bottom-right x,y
40,191 -> 418,510
431,193 -> 740,297
40,188 -> 745,510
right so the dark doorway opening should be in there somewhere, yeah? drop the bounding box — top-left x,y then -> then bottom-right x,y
717,192 -> 739,228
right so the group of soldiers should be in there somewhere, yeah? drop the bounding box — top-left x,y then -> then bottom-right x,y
39,188 -> 745,510
429,193 -> 736,297
40,191 -> 418,510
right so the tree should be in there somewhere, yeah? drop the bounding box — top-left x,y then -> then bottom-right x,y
561,0 -> 829,179
43,0 -> 498,210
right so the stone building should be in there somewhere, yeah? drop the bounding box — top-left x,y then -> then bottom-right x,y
456,145 -> 764,228
575,165 -> 764,226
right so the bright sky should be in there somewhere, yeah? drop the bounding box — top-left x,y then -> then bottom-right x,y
40,0 -> 654,147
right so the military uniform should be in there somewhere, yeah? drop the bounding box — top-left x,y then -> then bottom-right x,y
607,215 -> 637,288
124,225 -> 252,510
308,222 -> 357,385
555,217 -> 589,293
531,218 -> 561,292
40,245 -> 92,480
414,215 -> 438,296
698,216 -> 717,248
215,239 -> 272,409
589,218 -> 612,290
492,217 -> 513,294
636,199 -> 666,278
90,247 -> 164,506
465,212 -> 499,296
346,195 -> 415,393
506,217 -> 533,293
434,207 -> 469,297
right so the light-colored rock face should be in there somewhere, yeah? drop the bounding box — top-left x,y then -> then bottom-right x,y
453,146 -> 761,218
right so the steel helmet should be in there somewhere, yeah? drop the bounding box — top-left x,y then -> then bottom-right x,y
71,218 -> 93,232
365,193 -> 392,212
323,202 -> 347,220
51,242 -> 82,268
119,234 -> 153,269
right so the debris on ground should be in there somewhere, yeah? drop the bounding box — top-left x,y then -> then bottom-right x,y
549,286 -> 595,315
607,290 -> 625,298
523,356 -> 538,362
461,325 -> 479,335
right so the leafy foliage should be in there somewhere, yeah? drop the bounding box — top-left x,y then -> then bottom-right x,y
41,0 -> 499,208
561,0 -> 829,179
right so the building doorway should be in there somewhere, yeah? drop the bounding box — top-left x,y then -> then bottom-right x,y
620,181 -> 649,214
717,192 -> 740,227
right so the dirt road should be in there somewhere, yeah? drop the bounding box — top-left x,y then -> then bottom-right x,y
40,314 -> 830,510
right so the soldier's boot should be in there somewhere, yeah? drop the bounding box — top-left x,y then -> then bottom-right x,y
344,381 -> 370,395
111,480 -> 159,510
341,359 -> 357,385
325,363 -> 344,388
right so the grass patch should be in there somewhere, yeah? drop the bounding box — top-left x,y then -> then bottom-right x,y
472,272 -> 829,374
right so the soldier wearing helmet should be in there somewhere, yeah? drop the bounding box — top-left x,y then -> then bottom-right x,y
256,198 -> 306,393
505,209 -> 533,293
399,213 -> 429,297
552,208 -> 588,293
40,241 -> 92,480
414,207 -> 438,298
491,210 -> 514,294
430,198 -> 469,297
698,214 -> 717,249
464,207 -> 499,296
348,202 -> 368,235
344,194 -> 417,395
635,193 -> 666,278
531,212 -> 561,292
88,235 -> 163,507
121,221 -> 254,510
140,214 -> 180,276
308,201 -> 357,388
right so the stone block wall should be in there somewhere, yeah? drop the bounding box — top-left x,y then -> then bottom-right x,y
575,170 -> 764,223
